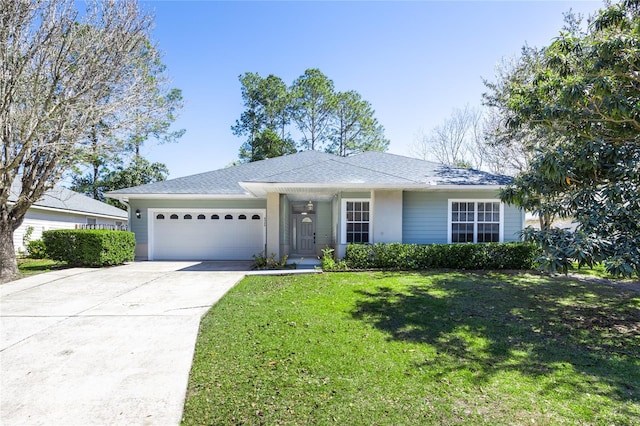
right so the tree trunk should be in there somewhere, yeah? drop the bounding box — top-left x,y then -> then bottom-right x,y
92,161 -> 100,200
0,221 -> 18,281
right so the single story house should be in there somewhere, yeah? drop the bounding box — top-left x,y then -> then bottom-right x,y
10,181 -> 128,254
106,151 -> 524,261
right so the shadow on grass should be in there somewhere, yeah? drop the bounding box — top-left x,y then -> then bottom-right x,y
351,271 -> 640,404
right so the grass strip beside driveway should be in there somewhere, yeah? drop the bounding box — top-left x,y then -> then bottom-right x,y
183,272 -> 640,425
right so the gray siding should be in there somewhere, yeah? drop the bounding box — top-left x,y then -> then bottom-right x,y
402,190 -> 523,244
403,192 -> 449,244
504,203 -> 525,242
315,201 -> 333,250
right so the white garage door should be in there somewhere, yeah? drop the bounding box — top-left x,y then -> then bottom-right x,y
150,210 -> 265,260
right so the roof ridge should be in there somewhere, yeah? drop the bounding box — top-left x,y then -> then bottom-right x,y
254,153 -> 339,181
336,154 -> 428,184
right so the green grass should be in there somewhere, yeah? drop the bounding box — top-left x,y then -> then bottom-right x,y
182,272 -> 640,425
16,258 -> 68,276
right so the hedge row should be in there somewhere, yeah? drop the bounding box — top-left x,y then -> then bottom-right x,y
343,242 -> 539,270
43,229 -> 135,267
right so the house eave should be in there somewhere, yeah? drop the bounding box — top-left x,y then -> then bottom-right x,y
238,182 -> 506,197
105,184 -> 506,202
105,193 -> 256,202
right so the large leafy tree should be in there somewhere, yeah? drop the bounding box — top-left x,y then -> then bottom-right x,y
328,91 -> 389,157
0,0 -> 173,280
232,73 -> 295,163
492,0 -> 640,276
102,157 -> 169,210
233,69 -> 389,161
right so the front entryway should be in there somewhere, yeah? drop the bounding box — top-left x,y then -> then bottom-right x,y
294,214 -> 316,255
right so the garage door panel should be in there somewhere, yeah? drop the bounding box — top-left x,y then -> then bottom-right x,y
151,211 -> 265,260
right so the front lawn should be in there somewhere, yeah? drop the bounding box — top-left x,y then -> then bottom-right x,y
183,272 -> 640,425
17,257 -> 68,276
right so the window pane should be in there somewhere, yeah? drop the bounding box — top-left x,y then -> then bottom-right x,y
478,223 -> 499,242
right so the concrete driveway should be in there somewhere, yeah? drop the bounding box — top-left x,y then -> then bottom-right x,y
0,261 -> 251,425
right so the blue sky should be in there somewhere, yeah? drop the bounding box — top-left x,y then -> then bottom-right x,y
140,0 -> 603,179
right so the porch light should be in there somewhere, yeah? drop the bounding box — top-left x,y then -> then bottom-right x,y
135,209 -> 141,219
307,201 -> 314,212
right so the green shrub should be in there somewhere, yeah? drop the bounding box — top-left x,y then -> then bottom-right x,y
320,247 -> 348,271
344,242 -> 539,270
43,229 -> 135,267
26,239 -> 47,259
253,252 -> 289,269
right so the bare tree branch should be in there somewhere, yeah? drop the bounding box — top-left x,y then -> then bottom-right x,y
0,0 -> 170,279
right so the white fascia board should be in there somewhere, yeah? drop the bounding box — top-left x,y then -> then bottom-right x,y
418,185 -> 505,192
105,193 -> 257,202
239,181 -> 506,196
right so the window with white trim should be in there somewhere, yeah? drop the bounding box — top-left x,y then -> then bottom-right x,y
449,200 -> 502,243
342,199 -> 371,244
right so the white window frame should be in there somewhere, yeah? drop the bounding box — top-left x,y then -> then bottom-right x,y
341,198 -> 372,244
447,199 -> 504,243
86,217 -> 97,225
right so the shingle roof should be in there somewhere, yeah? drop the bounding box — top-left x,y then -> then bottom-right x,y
108,151 -> 337,195
106,151 -> 513,197
10,181 -> 128,219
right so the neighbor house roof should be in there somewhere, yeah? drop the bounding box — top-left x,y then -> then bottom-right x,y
106,151 -> 513,199
9,180 -> 128,219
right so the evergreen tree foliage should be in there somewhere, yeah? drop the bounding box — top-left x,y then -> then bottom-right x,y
490,0 -> 640,276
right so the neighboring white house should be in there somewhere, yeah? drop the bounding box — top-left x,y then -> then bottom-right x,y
107,151 -> 524,261
9,181 -> 128,254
